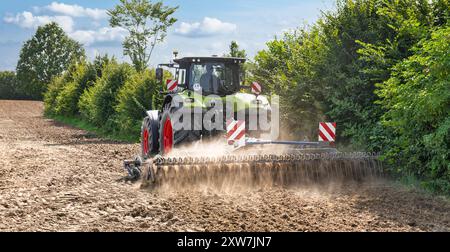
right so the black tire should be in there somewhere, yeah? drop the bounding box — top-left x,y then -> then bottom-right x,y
159,103 -> 201,155
141,111 -> 159,159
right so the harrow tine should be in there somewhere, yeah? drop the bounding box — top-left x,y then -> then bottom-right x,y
343,160 -> 350,180
305,159 -> 311,183
325,159 -> 332,181
313,158 -> 319,182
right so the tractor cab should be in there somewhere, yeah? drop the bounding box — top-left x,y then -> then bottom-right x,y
156,56 -> 246,96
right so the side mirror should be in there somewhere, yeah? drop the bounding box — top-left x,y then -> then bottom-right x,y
155,68 -> 163,83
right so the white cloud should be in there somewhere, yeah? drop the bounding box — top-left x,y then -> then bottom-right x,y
44,2 -> 107,20
4,11 -> 74,32
69,27 -> 127,46
3,11 -> 125,46
175,17 -> 236,37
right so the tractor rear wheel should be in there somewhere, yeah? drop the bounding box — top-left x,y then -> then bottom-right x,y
159,110 -> 174,155
159,102 -> 207,155
160,103 -> 201,155
141,112 -> 159,159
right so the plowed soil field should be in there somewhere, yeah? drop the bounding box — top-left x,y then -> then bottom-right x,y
0,100 -> 448,231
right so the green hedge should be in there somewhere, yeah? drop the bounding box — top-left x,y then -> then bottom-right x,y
114,69 -> 166,138
54,62 -> 97,116
78,61 -> 135,130
0,71 -> 18,99
250,0 -> 449,193
44,74 -> 71,115
44,56 -> 166,142
0,71 -> 31,100
377,26 -> 450,194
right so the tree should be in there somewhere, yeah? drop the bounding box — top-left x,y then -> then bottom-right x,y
0,71 -> 19,99
250,0 -> 448,148
16,22 -> 85,99
251,29 -> 328,139
377,26 -> 450,193
227,41 -> 247,58
305,0 -> 438,149
93,54 -> 114,79
108,0 -> 178,71
250,0 -> 449,192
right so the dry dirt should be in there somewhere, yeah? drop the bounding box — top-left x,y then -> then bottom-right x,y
0,100 -> 448,232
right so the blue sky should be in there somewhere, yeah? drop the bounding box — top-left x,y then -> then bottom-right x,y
0,0 -> 336,71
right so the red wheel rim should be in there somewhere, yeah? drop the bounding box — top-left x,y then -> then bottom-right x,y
142,128 -> 149,155
163,117 -> 173,154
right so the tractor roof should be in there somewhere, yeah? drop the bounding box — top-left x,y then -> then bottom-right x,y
174,57 -> 246,64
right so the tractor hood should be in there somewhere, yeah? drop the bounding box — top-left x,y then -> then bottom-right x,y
226,93 -> 270,110
174,91 -> 270,111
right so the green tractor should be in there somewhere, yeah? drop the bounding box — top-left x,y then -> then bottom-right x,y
124,55 -> 382,186
141,56 -> 271,159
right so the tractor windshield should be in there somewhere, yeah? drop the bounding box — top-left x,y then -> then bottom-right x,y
190,63 -> 238,95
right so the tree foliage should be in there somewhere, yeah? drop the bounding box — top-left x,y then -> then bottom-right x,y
251,0 -> 449,191
227,41 -> 247,58
0,71 -> 25,99
44,74 -> 73,116
78,61 -> 135,129
251,28 -> 327,139
108,0 -> 178,71
55,61 -> 98,116
44,55 -> 110,116
44,56 -> 167,141
16,22 -> 85,99
377,26 -> 450,193
115,69 -> 167,138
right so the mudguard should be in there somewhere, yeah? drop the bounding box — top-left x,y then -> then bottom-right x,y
146,110 -> 159,120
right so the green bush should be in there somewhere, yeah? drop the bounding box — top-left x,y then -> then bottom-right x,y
114,69 -> 167,138
92,54 -> 113,79
79,61 -> 135,129
54,61 -> 97,116
55,81 -> 80,116
378,26 -> 450,193
0,71 -> 18,99
44,73 -> 72,115
249,0 -> 449,193
0,71 -> 31,100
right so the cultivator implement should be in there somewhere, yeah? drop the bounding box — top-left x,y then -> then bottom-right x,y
125,118 -> 384,188
126,151 -> 383,188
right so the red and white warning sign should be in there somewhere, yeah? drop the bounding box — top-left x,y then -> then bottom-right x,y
251,82 -> 262,95
166,79 -> 178,92
227,119 -> 246,146
318,122 -> 336,142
